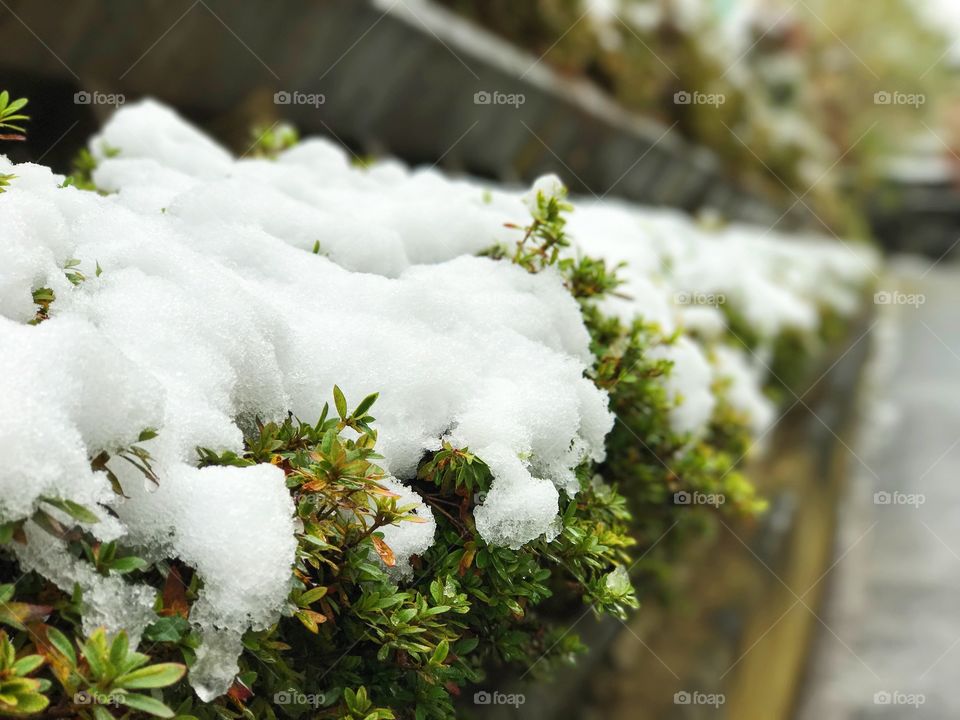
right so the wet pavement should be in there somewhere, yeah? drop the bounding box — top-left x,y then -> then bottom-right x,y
798,258 -> 960,719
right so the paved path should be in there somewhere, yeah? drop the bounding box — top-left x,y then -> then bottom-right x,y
797,258 -> 960,719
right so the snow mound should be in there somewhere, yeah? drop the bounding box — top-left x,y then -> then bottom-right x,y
0,108 -> 612,697
0,100 -> 876,699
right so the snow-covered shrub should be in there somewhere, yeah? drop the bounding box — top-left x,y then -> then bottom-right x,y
0,100 -> 875,719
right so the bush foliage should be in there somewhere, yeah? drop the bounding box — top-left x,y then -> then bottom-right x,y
0,103 -> 851,720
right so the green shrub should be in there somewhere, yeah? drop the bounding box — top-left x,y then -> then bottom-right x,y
0,106 -> 861,720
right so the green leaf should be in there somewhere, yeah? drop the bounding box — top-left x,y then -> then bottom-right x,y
353,392 -> 379,417
299,586 -> 328,605
0,521 -> 18,545
109,556 -> 148,574
138,427 -> 158,442
5,97 -> 28,115
39,496 -> 100,524
115,662 -> 186,689
116,692 -> 176,717
454,637 -> 479,655
333,385 -> 347,419
82,631 -> 109,679
4,691 -> 48,713
142,616 -> 189,644
430,639 -> 449,665
45,627 -> 77,667
109,631 -> 129,670
92,706 -> 115,720
11,654 -> 44,675
343,687 -> 358,713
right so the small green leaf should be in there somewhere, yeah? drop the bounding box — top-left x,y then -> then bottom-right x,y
109,631 -> 129,669
333,385 -> 347,419
4,692 -> 48,713
45,627 -> 77,667
138,427 -> 158,442
116,692 -> 176,717
39,496 -> 99,524
353,392 -> 379,417
4,97 -> 27,115
109,556 -> 148,574
115,662 -> 186,689
142,616 -> 189,644
92,706 -> 115,720
82,630 -> 109,679
430,639 -> 449,665
0,521 -> 18,545
11,654 -> 44,675
299,586 -> 328,605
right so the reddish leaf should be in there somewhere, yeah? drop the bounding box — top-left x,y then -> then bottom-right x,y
294,609 -> 328,633
372,536 -> 396,567
227,679 -> 253,703
458,543 -> 476,577
160,565 -> 190,618
0,602 -> 52,630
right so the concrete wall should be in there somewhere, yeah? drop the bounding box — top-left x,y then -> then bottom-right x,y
0,0 -> 806,226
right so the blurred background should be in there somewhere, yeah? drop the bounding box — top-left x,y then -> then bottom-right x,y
2,0 -> 959,717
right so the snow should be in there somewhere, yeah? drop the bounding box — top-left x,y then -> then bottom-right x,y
0,99 -> 875,700
712,344 -> 777,438
648,336 -> 717,438
522,173 -> 567,214
376,477 -> 437,580
13,524 -> 158,646
0,105 -> 612,696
